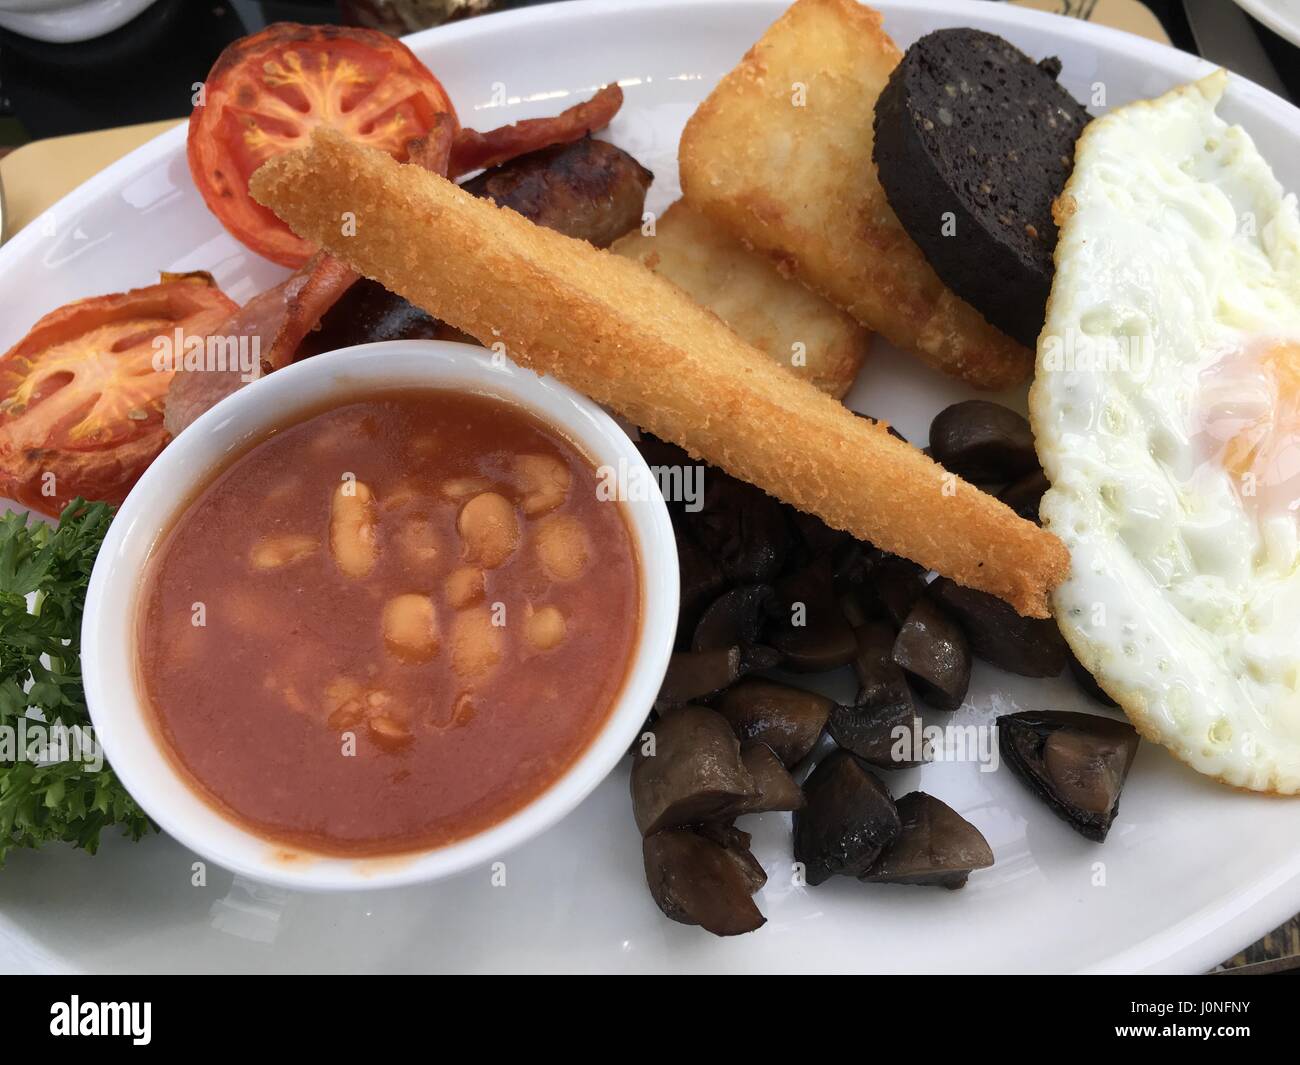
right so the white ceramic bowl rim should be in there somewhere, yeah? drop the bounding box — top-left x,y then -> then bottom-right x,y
81,340 -> 679,891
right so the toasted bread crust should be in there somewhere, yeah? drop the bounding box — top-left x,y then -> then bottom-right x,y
251,128 -> 1068,615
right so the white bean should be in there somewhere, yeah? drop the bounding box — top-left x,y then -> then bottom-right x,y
515,453 -> 571,516
330,480 -> 377,577
534,513 -> 589,581
442,476 -> 490,501
446,565 -> 485,608
250,534 -> 317,570
450,606 -> 503,680
325,676 -> 365,730
367,714 -> 411,748
458,492 -> 519,569
382,594 -> 440,662
525,604 -> 566,650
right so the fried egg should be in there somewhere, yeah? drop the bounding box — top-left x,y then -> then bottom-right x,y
1030,70 -> 1300,793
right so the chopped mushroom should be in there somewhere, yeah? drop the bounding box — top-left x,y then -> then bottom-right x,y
998,710 -> 1140,842
794,748 -> 900,886
789,507 -> 851,561
654,645 -> 781,710
631,705 -> 758,835
861,792 -> 994,889
691,584 -> 776,652
838,586 -> 873,628
696,821 -> 767,893
892,598 -> 971,711
861,551 -> 928,628
831,622 -> 927,768
674,536 -> 726,648
715,679 -> 830,768
699,820 -> 750,849
998,469 -> 1049,524
1067,648 -> 1119,707
830,698 -> 928,769
929,400 -> 1039,483
928,577 -> 1067,677
768,557 -> 856,672
681,471 -> 790,584
735,743 -> 805,814
642,827 -> 766,936
634,434 -> 695,524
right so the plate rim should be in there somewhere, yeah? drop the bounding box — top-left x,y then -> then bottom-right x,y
1233,0 -> 1300,49
5,0 -> 1300,279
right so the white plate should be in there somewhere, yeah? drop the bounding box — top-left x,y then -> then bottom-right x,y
1235,0 -> 1300,48
1,0 -> 1299,975
0,1 -> 159,44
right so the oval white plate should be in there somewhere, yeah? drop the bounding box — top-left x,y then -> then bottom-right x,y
1,0 -> 1298,974
1234,0 -> 1300,49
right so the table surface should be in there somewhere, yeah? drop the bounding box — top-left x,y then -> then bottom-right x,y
0,0 -> 1297,975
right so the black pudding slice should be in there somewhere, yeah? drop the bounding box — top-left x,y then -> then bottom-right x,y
872,28 -> 1090,347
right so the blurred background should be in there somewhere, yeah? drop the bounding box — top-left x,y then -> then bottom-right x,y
0,0 -> 1296,148
0,1 -> 550,146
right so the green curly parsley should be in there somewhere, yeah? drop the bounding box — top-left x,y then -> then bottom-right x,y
0,499 -> 152,866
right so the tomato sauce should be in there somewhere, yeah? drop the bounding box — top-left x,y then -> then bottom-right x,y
137,390 -> 640,856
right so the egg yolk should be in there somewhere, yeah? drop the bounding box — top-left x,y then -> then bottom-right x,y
1199,342 -> 1300,517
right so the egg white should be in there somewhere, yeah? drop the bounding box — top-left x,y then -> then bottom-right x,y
1029,70 -> 1300,793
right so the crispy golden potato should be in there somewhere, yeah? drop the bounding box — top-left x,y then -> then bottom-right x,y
249,128 -> 1067,615
678,0 -> 1031,389
611,200 -> 869,398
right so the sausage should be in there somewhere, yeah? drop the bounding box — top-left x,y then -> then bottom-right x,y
297,275 -> 465,356
298,276 -> 442,358
300,139 -> 654,355
461,136 -> 653,248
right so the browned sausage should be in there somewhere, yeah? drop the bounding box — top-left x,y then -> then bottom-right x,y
461,136 -> 653,248
297,277 -> 443,358
300,139 -> 655,355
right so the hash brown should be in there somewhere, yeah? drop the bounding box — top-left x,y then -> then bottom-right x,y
678,0 -> 1033,389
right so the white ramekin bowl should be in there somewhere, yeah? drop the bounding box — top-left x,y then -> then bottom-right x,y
82,340 -> 678,891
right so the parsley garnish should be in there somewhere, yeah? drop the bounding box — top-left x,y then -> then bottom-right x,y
0,499 -> 153,866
